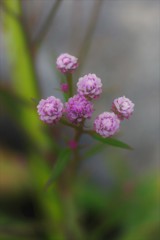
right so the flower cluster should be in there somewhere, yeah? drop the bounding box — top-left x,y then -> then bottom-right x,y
37,53 -> 134,138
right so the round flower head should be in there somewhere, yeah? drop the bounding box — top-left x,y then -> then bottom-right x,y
77,73 -> 102,99
68,140 -> 77,150
65,94 -> 94,124
111,96 -> 134,120
56,53 -> 78,73
94,112 -> 120,138
61,83 -> 69,93
37,96 -> 63,124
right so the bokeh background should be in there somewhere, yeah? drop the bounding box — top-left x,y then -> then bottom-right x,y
0,0 -> 159,240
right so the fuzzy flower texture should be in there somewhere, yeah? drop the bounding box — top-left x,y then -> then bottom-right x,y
37,96 -> 63,124
65,94 -> 93,124
37,53 -> 134,138
56,53 -> 78,73
77,73 -> 102,99
112,96 -> 134,120
94,112 -> 120,138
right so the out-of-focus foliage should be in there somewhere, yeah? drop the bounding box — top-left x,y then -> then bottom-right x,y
75,172 -> 159,240
2,0 -> 49,150
1,151 -> 159,240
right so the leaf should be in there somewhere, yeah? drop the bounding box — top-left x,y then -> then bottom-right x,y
45,148 -> 71,188
3,0 -> 51,151
91,133 -> 133,150
83,143 -> 105,160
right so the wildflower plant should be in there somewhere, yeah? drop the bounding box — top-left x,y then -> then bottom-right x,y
37,53 -> 135,184
3,0 -> 158,238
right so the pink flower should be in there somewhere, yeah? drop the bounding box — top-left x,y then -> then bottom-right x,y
77,73 -> 102,99
65,94 -> 94,124
111,96 -> 134,120
61,83 -> 69,93
56,53 -> 78,73
37,96 -> 63,124
94,112 -> 120,138
68,140 -> 77,150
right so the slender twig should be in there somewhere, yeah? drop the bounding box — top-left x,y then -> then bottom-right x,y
71,121 -> 85,177
60,118 -> 78,129
32,0 -> 63,47
60,119 -> 91,134
76,0 -> 104,76
66,73 -> 73,97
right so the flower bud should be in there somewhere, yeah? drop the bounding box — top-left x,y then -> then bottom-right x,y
94,112 -> 120,138
77,73 -> 102,99
37,96 -> 63,124
112,96 -> 134,120
56,53 -> 78,73
65,94 -> 94,124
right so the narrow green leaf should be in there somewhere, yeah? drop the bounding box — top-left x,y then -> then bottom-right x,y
45,148 -> 71,188
83,143 -> 105,160
3,0 -> 50,150
91,133 -> 133,150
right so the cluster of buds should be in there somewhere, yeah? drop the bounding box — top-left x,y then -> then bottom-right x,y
37,53 -> 134,138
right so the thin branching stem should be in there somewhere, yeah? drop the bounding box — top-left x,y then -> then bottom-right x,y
66,73 -> 73,97
60,119 -> 92,135
76,0 -> 104,76
70,121 -> 85,177
32,0 -> 63,47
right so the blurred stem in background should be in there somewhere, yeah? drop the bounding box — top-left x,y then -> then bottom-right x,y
76,0 -> 104,76
32,0 -> 63,49
1,0 -> 67,239
1,0 -> 45,148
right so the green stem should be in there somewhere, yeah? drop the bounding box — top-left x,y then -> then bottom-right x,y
60,118 -> 91,134
60,118 -> 77,129
58,121 -> 86,239
66,73 -> 73,97
71,121 -> 85,176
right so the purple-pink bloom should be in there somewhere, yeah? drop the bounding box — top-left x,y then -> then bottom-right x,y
56,53 -> 78,73
77,73 -> 102,99
111,96 -> 134,120
61,83 -> 69,93
37,96 -> 63,124
68,140 -> 78,150
94,112 -> 120,138
65,94 -> 94,124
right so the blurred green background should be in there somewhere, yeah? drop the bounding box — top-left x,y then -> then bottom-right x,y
0,0 -> 159,240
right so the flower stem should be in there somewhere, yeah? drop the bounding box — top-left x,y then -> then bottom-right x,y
71,121 -> 85,176
66,73 -> 73,97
